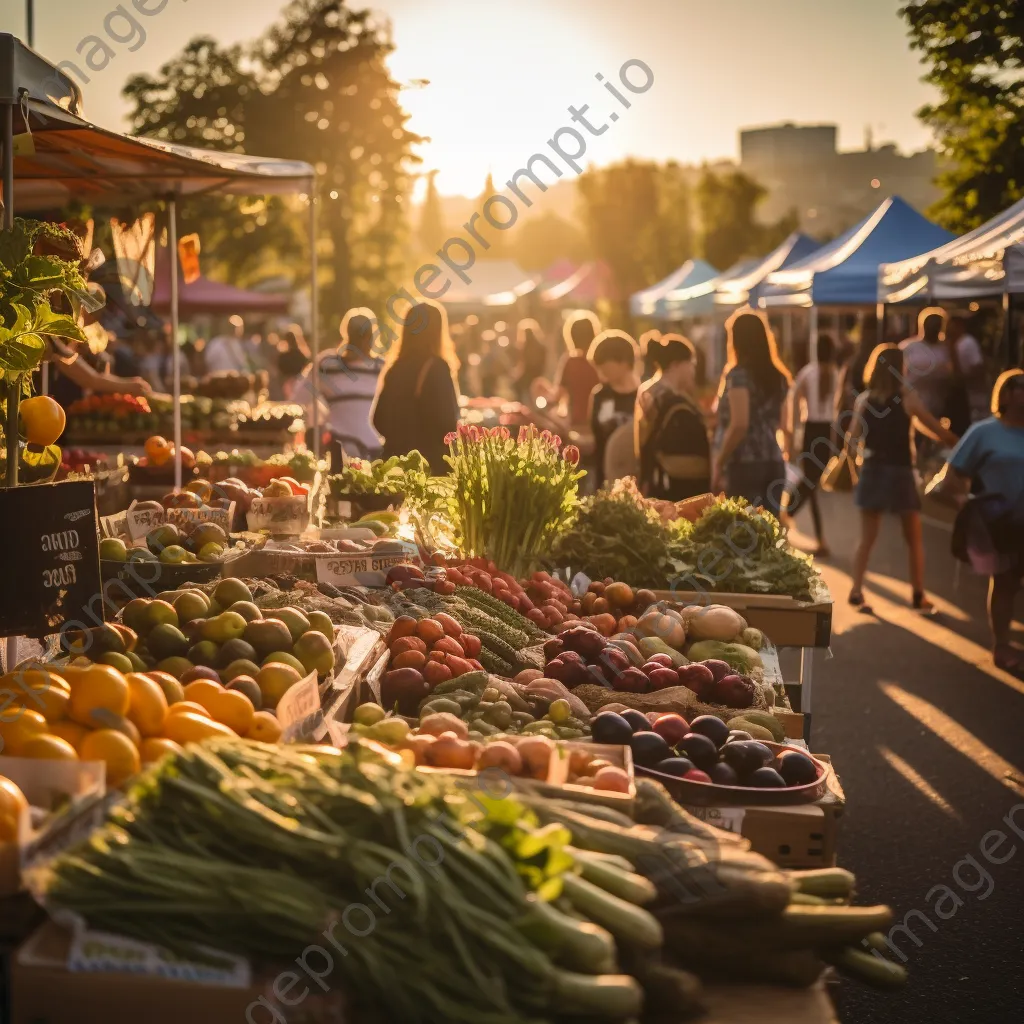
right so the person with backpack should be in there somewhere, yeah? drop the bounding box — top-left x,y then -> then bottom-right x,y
635,334 -> 710,500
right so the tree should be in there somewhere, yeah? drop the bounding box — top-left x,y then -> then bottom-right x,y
902,1 -> 1024,231
695,169 -> 796,271
417,171 -> 446,255
577,160 -> 695,311
123,1 -> 423,329
511,211 -> 590,272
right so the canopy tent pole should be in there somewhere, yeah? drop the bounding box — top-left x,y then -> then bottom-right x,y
876,303 -> 885,345
168,196 -> 182,492
309,188 -> 320,461
1002,291 -> 1012,368
3,98 -> 16,675
809,305 -> 819,365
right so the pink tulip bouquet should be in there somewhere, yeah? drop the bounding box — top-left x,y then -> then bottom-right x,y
440,424 -> 585,577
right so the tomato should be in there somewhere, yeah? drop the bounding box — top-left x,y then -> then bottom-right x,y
19,396 -> 66,446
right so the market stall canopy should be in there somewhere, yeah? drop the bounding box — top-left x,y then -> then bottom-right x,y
441,259 -> 537,308
760,196 -> 954,308
150,246 -> 290,316
539,260 -> 617,305
714,234 -> 822,310
878,196 -> 1024,303
1,35 -> 314,211
630,259 -> 719,319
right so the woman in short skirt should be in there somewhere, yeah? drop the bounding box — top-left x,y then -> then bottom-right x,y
844,344 -> 958,613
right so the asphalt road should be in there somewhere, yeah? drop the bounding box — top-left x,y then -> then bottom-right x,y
781,493 -> 1024,1024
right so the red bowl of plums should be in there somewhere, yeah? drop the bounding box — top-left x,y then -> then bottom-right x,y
590,708 -> 829,807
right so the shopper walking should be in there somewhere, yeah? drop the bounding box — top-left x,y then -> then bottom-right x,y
277,325 -> 312,400
588,330 -> 640,489
635,334 -> 710,500
932,369 -> 1024,674
371,301 -> 460,475
844,344 -> 958,613
294,309 -> 383,462
711,311 -> 792,516
512,319 -> 548,405
942,313 -> 987,435
784,333 -> 841,556
552,311 -> 601,429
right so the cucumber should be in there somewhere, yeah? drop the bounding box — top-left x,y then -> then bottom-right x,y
550,970 -> 643,1018
516,897 -> 617,973
820,946 -> 907,989
561,872 -> 664,949
571,850 -> 658,906
790,868 -> 856,900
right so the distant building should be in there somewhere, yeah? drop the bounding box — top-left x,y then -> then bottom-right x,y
740,122 -> 941,235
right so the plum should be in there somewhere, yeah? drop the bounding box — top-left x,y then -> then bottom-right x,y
683,769 -> 712,784
621,709 -> 652,733
688,714 -> 730,748
722,740 -> 774,777
776,750 -> 818,786
702,659 -> 734,683
654,757 -> 695,777
652,713 -> 690,747
676,662 -> 715,698
749,767 -> 787,788
591,711 -> 634,746
678,732 -> 719,772
629,731 -> 672,766
709,762 -> 740,786
710,674 -> 755,709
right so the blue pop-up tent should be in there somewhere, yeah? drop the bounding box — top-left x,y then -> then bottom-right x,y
630,259 -> 719,319
760,197 -> 954,308
715,233 -> 822,310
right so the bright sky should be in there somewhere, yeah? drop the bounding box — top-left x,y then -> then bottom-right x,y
2,0 -> 936,196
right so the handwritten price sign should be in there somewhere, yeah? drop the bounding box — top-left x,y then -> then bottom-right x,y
165,503 -> 235,532
315,546 -> 420,588
247,496 -> 309,536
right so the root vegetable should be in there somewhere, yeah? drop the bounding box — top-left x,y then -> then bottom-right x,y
434,612 -> 462,638
416,618 -> 446,645
476,740 -> 523,775
516,736 -> 555,779
392,650 -> 427,671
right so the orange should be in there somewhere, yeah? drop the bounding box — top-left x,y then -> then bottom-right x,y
0,776 -> 29,844
125,673 -> 169,738
7,675 -> 70,723
21,734 -> 78,761
182,679 -> 222,712
246,711 -> 283,743
0,708 -> 49,756
162,711 -> 234,745
166,700 -> 211,719
140,737 -> 183,765
144,435 -> 173,466
204,689 -> 255,735
20,395 -> 66,447
68,665 -> 130,728
78,729 -> 141,787
49,720 -> 89,751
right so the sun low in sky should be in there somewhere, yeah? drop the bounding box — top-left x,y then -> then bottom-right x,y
3,0 -> 935,197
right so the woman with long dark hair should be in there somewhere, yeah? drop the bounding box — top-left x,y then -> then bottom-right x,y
635,334 -> 710,500
711,311 -> 792,516
844,343 -> 958,613
784,333 -> 841,555
371,301 -> 460,474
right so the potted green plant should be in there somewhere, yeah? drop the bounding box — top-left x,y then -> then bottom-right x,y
0,218 -> 95,485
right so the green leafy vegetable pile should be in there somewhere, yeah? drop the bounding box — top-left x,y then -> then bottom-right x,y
666,497 -> 822,600
328,451 -> 430,499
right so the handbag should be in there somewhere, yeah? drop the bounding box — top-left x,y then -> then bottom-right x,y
820,451 -> 858,493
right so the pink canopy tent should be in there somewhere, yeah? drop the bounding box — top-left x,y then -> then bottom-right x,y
150,246 -> 291,316
540,260 -> 618,305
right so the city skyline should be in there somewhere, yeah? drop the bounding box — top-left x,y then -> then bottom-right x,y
1,0 -> 938,197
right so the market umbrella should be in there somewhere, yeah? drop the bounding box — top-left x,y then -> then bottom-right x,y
1,33 -> 318,491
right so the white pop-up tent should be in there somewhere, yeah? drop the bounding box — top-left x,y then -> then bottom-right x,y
1,33 -> 318,490
630,259 -> 719,320
878,195 -> 1024,304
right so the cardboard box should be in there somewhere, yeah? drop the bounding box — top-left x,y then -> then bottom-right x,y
685,756 -> 845,869
10,922 -> 348,1024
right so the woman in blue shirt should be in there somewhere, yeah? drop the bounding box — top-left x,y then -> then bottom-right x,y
712,312 -> 792,517
937,369 -> 1024,675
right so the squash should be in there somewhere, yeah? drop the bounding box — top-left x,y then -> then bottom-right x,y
683,604 -> 747,642
636,606 -> 686,649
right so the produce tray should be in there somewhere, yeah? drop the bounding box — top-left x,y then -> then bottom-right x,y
636,742 -> 829,807
653,589 -> 833,648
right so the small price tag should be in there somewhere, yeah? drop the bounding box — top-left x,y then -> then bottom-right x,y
247,496 -> 308,536
125,501 -> 165,541
277,671 -> 325,743
165,503 -> 234,532
683,806 -> 746,834
99,512 -> 129,541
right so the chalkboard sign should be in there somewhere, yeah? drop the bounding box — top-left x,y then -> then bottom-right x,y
0,480 -> 102,639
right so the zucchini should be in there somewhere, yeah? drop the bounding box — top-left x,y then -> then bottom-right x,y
571,850 -> 658,906
820,946 -> 907,989
550,970 -> 643,1017
561,872 -> 664,949
516,896 -> 617,973
565,847 -> 635,874
790,867 -> 856,900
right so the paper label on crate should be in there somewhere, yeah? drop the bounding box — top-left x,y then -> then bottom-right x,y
124,501 -> 166,541
682,806 -> 746,834
165,503 -> 235,532
315,544 -> 420,588
247,496 -> 308,535
277,671 -> 326,743
99,511 -> 129,541
67,925 -> 251,987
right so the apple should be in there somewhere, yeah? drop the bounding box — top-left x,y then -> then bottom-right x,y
677,662 -> 716,699
652,713 -> 691,746
647,667 -> 680,690
682,769 -> 712,784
